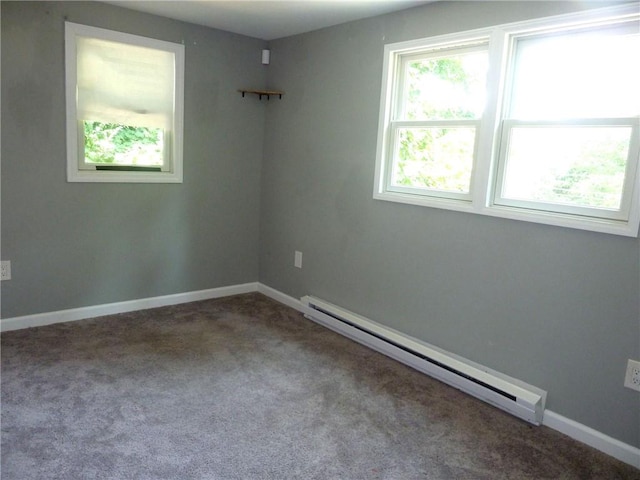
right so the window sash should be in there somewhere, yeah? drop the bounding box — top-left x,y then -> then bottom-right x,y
385,40 -> 489,201
386,120 -> 479,201
493,119 -> 640,221
395,43 -> 489,122
503,21 -> 640,121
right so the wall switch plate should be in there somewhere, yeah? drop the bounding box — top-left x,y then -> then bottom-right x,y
1,261 -> 11,281
624,359 -> 640,392
294,251 -> 303,269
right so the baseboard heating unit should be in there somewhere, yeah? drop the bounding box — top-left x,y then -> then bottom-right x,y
301,295 -> 547,425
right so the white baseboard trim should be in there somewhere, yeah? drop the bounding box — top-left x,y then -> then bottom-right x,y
257,283 -> 305,311
2,282 -> 638,469
257,284 -> 640,470
0,282 -> 259,332
543,410 -> 640,469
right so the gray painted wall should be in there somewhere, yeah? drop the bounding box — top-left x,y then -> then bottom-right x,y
2,1 -> 266,317
259,2 -> 640,447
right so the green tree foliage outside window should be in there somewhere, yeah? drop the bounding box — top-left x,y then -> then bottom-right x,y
395,127 -> 475,192
548,136 -> 628,209
404,57 -> 482,121
84,121 -> 164,166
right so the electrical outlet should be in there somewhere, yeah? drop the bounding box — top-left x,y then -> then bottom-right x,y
294,251 -> 303,269
624,359 -> 640,392
1,261 -> 11,281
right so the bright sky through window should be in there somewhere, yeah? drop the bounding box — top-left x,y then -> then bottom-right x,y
510,28 -> 640,119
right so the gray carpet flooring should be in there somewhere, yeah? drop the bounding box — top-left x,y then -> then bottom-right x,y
2,292 -> 638,479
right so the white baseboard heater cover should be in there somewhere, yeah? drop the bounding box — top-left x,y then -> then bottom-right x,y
301,295 -> 547,425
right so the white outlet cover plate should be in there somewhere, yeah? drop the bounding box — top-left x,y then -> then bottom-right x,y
624,359 -> 640,392
0,261 -> 11,281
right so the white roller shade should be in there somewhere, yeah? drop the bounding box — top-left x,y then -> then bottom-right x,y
76,36 -> 175,130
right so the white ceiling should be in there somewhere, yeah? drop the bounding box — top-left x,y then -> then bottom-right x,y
105,1 -> 431,40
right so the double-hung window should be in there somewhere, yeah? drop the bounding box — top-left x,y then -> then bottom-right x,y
65,22 -> 184,183
495,22 -> 639,222
375,4 -> 640,236
386,42 -> 489,201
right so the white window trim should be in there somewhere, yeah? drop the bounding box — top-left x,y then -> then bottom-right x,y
374,4 -> 640,237
65,22 -> 185,183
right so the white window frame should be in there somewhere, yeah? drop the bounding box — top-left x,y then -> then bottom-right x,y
65,22 -> 185,183
374,4 -> 640,237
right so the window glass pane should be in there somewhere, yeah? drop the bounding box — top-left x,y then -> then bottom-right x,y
391,127 -> 476,193
501,126 -> 632,210
83,121 -> 164,166
509,25 -> 640,119
400,49 -> 489,120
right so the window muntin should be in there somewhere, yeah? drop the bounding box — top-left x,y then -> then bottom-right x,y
385,44 -> 489,199
66,23 -> 184,183
375,5 -> 640,236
